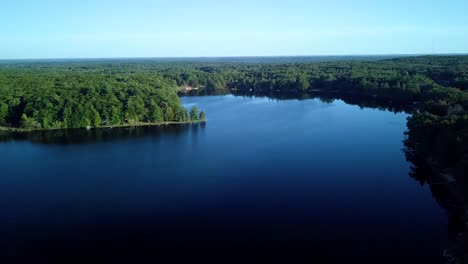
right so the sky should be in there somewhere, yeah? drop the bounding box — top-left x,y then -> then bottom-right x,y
1,0 -> 468,59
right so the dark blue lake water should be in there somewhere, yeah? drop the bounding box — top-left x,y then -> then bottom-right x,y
0,95 -> 447,263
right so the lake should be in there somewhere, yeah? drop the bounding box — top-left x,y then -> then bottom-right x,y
0,95 -> 448,263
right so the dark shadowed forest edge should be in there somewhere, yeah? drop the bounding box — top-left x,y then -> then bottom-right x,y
1,55 -> 467,261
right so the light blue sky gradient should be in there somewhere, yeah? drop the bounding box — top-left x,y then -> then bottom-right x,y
1,0 -> 467,59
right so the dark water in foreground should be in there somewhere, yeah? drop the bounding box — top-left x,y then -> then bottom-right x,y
0,95 -> 447,263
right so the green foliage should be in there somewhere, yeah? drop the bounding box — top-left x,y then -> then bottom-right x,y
0,66 -> 198,130
91,109 -> 102,127
110,107 -> 123,126
296,74 -> 310,91
199,111 -> 206,121
190,106 -> 199,121
148,100 -> 164,123
406,112 -> 467,167
0,103 -> 8,124
63,107 -> 72,128
20,113 -> 41,130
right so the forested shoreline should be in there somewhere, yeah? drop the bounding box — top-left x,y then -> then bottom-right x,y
1,55 -> 466,168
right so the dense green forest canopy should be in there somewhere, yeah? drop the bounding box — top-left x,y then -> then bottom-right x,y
0,65 -> 205,130
0,55 -> 467,168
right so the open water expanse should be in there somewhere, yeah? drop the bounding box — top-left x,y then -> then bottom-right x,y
0,95 -> 447,263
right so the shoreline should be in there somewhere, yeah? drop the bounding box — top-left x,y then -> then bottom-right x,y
0,120 -> 205,133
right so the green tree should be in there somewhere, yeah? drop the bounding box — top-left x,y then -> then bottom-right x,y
296,75 -> 310,91
0,103 -> 8,124
163,105 -> 174,121
126,96 -> 146,122
183,109 -> 190,122
190,106 -> 199,120
62,106 -> 72,128
199,111 -> 206,121
92,109 -> 102,126
20,113 -> 28,128
175,108 -> 189,122
20,113 -> 41,129
110,107 -> 122,125
78,117 -> 91,128
148,100 -> 164,122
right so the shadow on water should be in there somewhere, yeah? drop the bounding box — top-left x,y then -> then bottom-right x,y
404,142 -> 468,263
0,122 -> 206,145
183,89 -> 418,114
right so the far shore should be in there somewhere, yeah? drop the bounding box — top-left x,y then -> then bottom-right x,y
0,120 -> 205,133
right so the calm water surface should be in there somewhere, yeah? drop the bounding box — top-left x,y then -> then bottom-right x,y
0,95 -> 447,263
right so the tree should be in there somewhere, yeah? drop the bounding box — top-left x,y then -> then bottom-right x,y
190,106 -> 199,121
20,113 -> 41,129
148,100 -> 164,122
126,96 -> 146,121
110,107 -> 122,125
20,113 -> 28,128
199,111 -> 206,121
79,117 -> 91,128
183,109 -> 190,122
163,105 -> 174,121
177,108 -> 192,122
0,103 -> 8,124
92,109 -> 102,127
62,107 -> 72,128
296,75 -> 310,91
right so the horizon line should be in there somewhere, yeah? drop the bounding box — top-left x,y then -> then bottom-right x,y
1,52 -> 468,61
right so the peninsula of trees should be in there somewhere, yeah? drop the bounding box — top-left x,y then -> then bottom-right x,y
0,67 -> 205,131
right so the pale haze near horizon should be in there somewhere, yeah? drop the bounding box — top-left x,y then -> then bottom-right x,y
1,0 -> 468,59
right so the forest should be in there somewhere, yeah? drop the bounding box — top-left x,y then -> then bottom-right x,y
0,66 -> 205,130
0,55 -> 466,169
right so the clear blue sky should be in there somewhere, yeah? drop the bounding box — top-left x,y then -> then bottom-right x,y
2,0 -> 467,59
